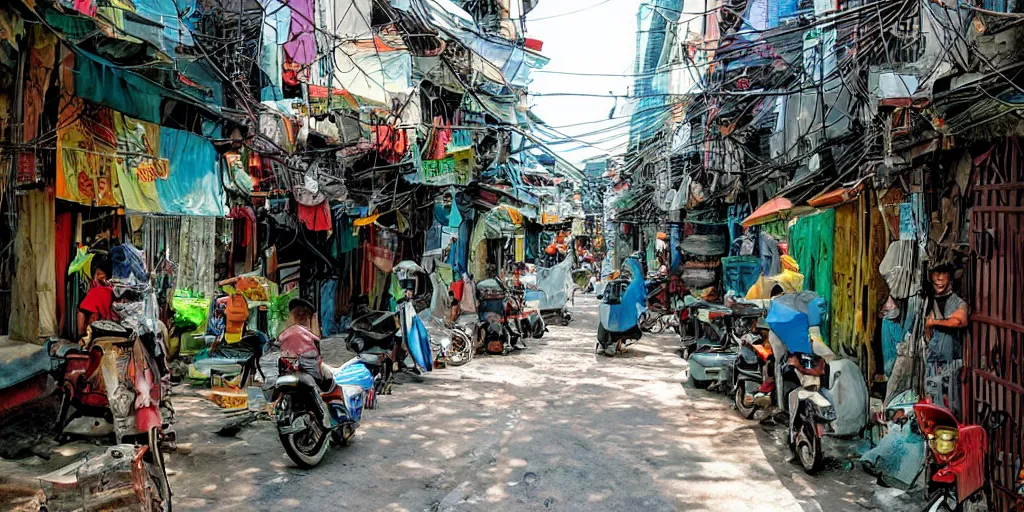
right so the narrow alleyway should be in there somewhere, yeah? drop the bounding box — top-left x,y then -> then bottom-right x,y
157,297 -> 909,512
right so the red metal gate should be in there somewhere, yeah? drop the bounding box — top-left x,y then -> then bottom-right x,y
965,137 -> 1024,512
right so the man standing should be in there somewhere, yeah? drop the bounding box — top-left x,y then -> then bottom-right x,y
924,263 -> 968,416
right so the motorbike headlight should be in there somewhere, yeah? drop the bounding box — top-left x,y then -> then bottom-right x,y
930,427 -> 959,456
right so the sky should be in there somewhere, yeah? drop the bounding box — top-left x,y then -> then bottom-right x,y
525,0 -> 643,165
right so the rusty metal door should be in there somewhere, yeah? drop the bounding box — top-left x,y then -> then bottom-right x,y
965,137 -> 1024,512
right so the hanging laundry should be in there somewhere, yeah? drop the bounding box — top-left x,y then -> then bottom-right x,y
229,206 -> 257,247
282,0 -> 316,66
298,201 -> 332,232
375,125 -> 408,164
448,192 -> 463,229
428,117 -> 452,160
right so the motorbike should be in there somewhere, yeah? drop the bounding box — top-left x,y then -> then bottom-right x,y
917,401 -> 1008,512
678,296 -> 731,359
54,319 -> 173,511
639,273 -> 680,334
687,300 -> 764,391
345,308 -> 402,403
476,278 -> 521,355
762,292 -> 839,473
422,273 -> 474,368
730,325 -> 774,419
596,257 -> 646,356
266,351 -> 373,468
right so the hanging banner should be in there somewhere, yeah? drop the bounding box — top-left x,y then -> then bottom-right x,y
56,108 -> 121,207
57,106 -> 223,215
113,113 -> 168,213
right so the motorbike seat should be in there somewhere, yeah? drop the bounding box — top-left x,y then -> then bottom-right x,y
360,330 -> 394,342
360,346 -> 389,355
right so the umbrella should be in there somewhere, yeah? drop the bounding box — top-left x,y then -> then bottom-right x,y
742,197 -> 814,227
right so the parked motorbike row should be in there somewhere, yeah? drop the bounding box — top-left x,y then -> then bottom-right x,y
680,290 -> 869,473
264,261 -> 571,468
678,288 -> 1011,511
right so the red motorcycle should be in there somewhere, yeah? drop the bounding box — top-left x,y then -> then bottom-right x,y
916,400 -> 1007,512
55,319 -> 173,511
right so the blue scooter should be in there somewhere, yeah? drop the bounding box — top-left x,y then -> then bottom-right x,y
596,258 -> 647,356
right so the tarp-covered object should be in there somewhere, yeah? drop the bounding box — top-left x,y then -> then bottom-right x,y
827,358 -> 868,436
415,0 -> 548,87
599,258 -> 646,333
860,391 -> 924,489
766,300 -> 812,354
534,254 -> 573,311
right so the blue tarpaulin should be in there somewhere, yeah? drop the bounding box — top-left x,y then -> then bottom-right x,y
766,301 -> 812,354
157,128 -> 227,216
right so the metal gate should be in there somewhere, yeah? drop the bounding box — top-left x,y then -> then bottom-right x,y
965,137 -> 1024,512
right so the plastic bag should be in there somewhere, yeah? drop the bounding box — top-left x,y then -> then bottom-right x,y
171,290 -> 211,331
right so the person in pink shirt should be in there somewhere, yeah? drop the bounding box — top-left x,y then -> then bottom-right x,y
278,298 -> 333,386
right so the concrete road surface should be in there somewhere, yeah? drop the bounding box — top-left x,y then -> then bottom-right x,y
161,296 -> 913,511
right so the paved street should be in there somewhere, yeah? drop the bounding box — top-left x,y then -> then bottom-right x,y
156,296 -> 911,512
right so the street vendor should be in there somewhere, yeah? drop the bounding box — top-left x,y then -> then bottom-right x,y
76,255 -> 113,338
924,263 -> 968,415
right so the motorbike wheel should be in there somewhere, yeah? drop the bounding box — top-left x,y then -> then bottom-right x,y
280,417 -> 330,469
145,428 -> 173,512
447,331 -> 474,367
734,384 -> 758,420
794,424 -> 823,473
